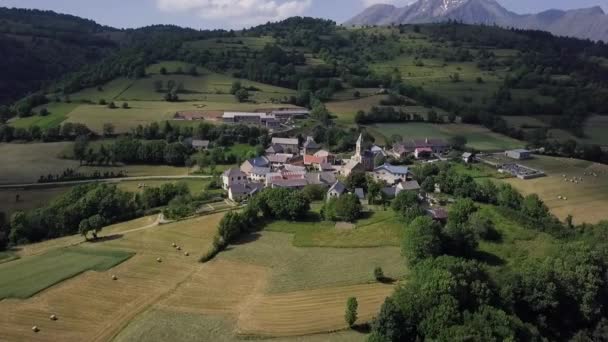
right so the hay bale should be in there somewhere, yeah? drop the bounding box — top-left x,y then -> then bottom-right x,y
184,252 -> 189,256
558,196 -> 563,200
50,314 -> 57,321
172,243 -> 177,248
112,275 -> 117,280
564,197 -> 568,201
177,246 -> 182,251
156,257 -> 162,263
32,326 -> 39,333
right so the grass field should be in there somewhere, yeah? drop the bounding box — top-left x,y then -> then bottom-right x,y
0,246 -> 134,299
0,142 -> 80,185
115,179 -> 209,194
583,115 -> 608,146
502,155 -> 608,224
0,186 -> 71,217
369,122 -> 524,151
265,210 -> 404,248
326,95 -> 386,125
9,103 -> 79,129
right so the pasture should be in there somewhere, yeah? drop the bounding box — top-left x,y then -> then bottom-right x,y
503,155 -> 608,224
0,247 -> 134,299
265,210 -> 404,248
0,142 -> 80,185
10,103 -> 79,129
368,122 -> 524,151
0,186 -> 71,218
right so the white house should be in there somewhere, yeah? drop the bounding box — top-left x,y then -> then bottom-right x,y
373,163 -> 410,184
327,181 -> 347,200
228,183 -> 264,202
222,168 -> 247,191
249,167 -> 271,182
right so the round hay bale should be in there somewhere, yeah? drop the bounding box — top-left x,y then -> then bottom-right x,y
172,243 -> 176,248
32,326 -> 39,333
156,257 -> 162,263
564,197 -> 568,201
112,275 -> 117,280
558,196 -> 563,200
184,252 -> 189,256
50,314 -> 57,321
177,246 -> 182,251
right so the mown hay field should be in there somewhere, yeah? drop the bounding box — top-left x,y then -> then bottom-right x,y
0,247 -> 134,299
503,155 -> 608,224
0,213 -> 224,342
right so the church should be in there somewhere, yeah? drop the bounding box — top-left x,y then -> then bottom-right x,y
352,134 -> 375,171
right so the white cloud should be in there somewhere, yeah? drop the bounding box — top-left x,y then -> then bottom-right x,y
157,0 -> 312,25
361,0 -> 414,7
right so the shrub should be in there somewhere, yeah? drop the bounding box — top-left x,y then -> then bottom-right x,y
374,267 -> 385,282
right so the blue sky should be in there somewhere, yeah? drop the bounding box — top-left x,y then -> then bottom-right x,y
1,0 -> 606,29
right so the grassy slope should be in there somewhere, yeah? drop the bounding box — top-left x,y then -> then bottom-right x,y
265,210 -> 404,248
9,102 -> 79,129
369,122 -> 524,151
0,246 -> 133,299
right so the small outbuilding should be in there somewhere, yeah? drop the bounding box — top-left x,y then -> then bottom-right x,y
505,149 -> 531,160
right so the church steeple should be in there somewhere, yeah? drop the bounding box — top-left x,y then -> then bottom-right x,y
355,134 -> 363,161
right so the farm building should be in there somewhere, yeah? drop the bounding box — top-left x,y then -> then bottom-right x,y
271,109 -> 310,120
228,183 -> 264,202
462,152 -> 475,163
391,138 -> 451,159
271,137 -> 299,154
505,149 -> 532,160
222,112 -> 275,127
414,147 -> 433,159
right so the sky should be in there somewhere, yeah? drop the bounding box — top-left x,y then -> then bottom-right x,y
1,0 -> 607,30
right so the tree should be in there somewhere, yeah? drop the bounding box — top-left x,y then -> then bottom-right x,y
163,142 -> 188,165
102,123 -> 115,137
372,297 -> 407,342
107,102 -> 117,109
153,80 -> 163,92
235,88 -> 250,103
160,67 -> 167,75
374,267 -> 385,282
448,112 -> 457,123
345,297 -> 358,328
302,184 -> 326,201
449,135 -> 467,150
468,212 -> 500,241
427,109 -> 438,123
39,108 -> 49,116
99,99 -> 107,105
74,135 -> 89,165
122,102 -> 129,109
392,191 -> 424,223
335,194 -> 362,222
230,81 -> 242,95
402,216 -> 443,265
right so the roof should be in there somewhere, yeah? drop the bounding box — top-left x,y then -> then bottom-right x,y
462,152 -> 473,158
272,137 -> 299,146
266,144 -> 284,154
251,167 -> 271,175
270,178 -> 309,188
267,153 -> 294,164
271,109 -> 310,115
343,160 -> 363,171
304,155 -> 325,165
427,208 -> 448,220
223,168 -> 246,177
382,186 -> 397,197
371,145 -> 384,153
314,150 -> 331,158
305,172 -> 336,186
303,137 -> 320,149
223,112 -> 273,119
319,162 -> 333,171
354,188 -> 365,200
374,163 -> 409,175
398,180 -> 421,191
192,140 -> 210,148
415,147 -> 433,153
250,157 -> 270,167
230,183 -> 264,195
508,149 -> 531,154
328,181 -> 346,195
284,164 -> 307,172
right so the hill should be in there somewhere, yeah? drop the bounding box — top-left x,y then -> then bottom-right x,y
346,0 -> 608,42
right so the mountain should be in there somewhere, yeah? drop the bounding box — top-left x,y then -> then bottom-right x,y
345,0 -> 608,42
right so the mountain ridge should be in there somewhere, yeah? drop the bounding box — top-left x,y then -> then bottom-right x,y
346,0 -> 608,42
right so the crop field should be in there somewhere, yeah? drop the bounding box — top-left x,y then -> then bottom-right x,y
265,210 -> 404,248
503,155 -> 608,224
115,179 -> 209,194
69,78 -> 134,103
10,103 -> 79,129
369,122 -> 524,151
326,95 -> 387,124
0,247 -> 134,299
0,142 -> 80,185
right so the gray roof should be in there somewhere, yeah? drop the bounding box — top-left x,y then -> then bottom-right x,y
304,137 -> 320,149
270,178 -> 309,188
272,137 -> 299,146
328,181 -> 346,195
251,167 -> 271,175
267,153 -> 293,164
192,140 -> 210,148
399,180 -> 421,191
374,163 -> 409,175
354,188 -> 365,200
343,160 -> 362,171
462,152 -> 473,158
223,168 -> 246,177
266,144 -> 284,154
382,186 -> 397,197
230,183 -> 264,195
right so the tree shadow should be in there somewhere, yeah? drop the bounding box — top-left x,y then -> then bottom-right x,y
226,232 -> 262,249
472,250 -> 505,266
377,276 -> 397,285
89,234 -> 124,243
352,323 -> 371,334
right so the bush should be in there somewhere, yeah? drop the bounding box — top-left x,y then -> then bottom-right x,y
345,297 -> 359,328
374,267 -> 385,282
